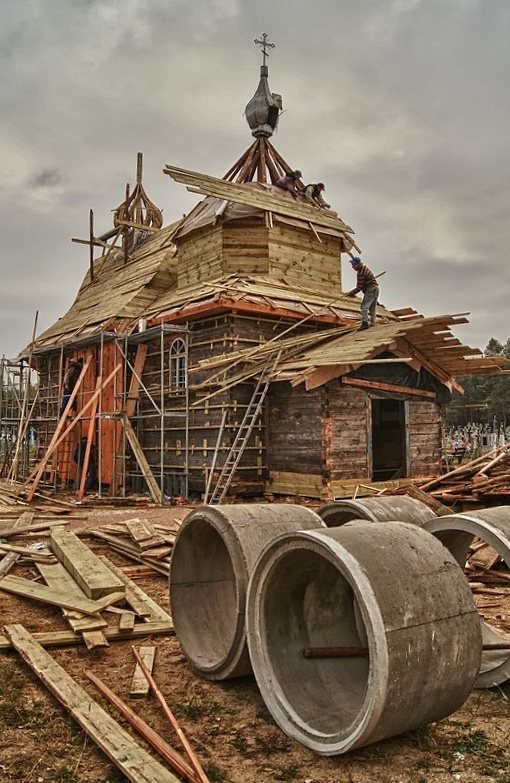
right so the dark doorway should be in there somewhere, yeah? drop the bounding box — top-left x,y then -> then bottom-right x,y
370,398 -> 408,481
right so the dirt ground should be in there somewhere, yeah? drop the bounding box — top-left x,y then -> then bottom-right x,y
1,503 -> 510,783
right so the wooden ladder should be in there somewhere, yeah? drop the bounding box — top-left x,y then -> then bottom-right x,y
207,350 -> 280,505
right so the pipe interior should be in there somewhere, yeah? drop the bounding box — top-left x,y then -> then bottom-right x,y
261,548 -> 369,734
171,518 -> 238,667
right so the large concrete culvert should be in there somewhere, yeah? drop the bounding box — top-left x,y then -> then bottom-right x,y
317,495 -> 437,528
424,506 -> 510,688
169,503 -> 325,680
246,521 -> 481,755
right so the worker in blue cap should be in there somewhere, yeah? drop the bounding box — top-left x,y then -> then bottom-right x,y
347,257 -> 379,330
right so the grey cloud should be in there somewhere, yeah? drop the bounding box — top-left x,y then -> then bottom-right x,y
0,0 -> 508,359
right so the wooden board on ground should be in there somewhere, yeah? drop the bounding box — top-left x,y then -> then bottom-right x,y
50,526 -> 126,599
99,555 -> 172,622
0,619 -> 174,650
0,510 -> 34,577
37,561 -> 108,633
469,544 -> 502,571
5,624 -> 183,783
0,574 -> 125,616
130,646 -> 156,698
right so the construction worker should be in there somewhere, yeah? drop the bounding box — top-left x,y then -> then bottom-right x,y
346,257 -> 379,330
275,170 -> 303,198
73,437 -> 97,491
60,357 -> 83,416
304,182 -> 330,209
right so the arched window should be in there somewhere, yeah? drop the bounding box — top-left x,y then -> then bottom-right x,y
169,338 -> 187,390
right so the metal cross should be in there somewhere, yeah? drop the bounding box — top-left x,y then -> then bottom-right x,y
254,33 -> 275,66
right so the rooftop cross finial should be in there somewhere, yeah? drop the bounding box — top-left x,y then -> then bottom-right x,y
254,33 -> 275,67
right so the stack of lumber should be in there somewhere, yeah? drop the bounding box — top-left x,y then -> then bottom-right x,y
416,444 -> 510,506
0,524 -> 173,651
466,539 -> 510,586
0,479 -> 31,507
90,516 -> 182,576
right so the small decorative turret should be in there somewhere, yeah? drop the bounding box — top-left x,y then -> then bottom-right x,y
245,33 -> 282,138
114,153 -> 163,232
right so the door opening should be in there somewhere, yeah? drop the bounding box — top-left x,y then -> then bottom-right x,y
371,398 -> 408,481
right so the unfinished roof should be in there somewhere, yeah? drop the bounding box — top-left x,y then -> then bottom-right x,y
29,221 -> 181,352
189,311 -> 510,399
144,273 -> 394,324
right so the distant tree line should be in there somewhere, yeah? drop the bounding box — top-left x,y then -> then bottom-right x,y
446,338 -> 510,428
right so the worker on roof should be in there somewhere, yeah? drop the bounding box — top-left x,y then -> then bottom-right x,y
275,170 -> 303,198
346,257 -> 379,331
304,182 -> 330,209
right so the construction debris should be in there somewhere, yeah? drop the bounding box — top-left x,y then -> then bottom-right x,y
416,443 -> 510,506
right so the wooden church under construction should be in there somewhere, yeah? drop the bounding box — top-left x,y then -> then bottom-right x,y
15,36 -> 508,504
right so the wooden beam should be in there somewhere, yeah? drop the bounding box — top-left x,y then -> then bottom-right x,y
5,625 -> 183,783
123,417 -> 161,503
50,527 -> 125,599
341,377 -> 437,399
24,362 -> 121,501
0,619 -> 174,650
130,646 -> 156,698
98,555 -> 172,622
164,164 -> 355,234
85,670 -> 197,783
76,377 -> 101,502
0,574 -> 124,616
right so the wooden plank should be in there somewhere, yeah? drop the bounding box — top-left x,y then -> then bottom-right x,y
123,418 -> 161,503
0,510 -> 34,577
99,555 -> 171,622
341,376 -> 437,398
86,670 -> 197,783
50,526 -> 125,599
118,611 -> 136,632
37,562 -> 108,633
5,625 -> 182,783
0,574 -> 124,616
0,542 -> 56,563
24,356 -> 92,501
82,630 -> 110,650
24,363 -> 122,501
130,646 -> 156,698
125,517 -> 156,543
92,532 -> 169,576
164,164 -> 354,233
0,619 -> 174,650
0,519 -> 73,538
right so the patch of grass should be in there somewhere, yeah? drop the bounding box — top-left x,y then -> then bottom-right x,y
453,729 -> 491,756
204,762 -> 227,782
173,695 -> 229,721
0,661 -> 48,729
275,765 -> 299,781
255,733 -> 292,755
231,733 -> 249,753
405,723 -> 437,751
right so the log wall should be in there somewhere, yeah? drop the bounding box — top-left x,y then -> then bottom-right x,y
408,399 -> 442,477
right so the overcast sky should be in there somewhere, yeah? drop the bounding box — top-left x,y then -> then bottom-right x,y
1,0 -> 509,360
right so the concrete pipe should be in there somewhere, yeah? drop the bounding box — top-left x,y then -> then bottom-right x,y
317,495 -> 437,528
424,506 -> 510,688
169,503 -> 325,680
246,522 -> 481,755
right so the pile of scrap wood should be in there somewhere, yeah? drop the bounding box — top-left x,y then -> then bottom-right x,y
90,516 -> 182,576
416,444 -> 510,506
0,523 -> 173,651
466,538 -> 510,586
